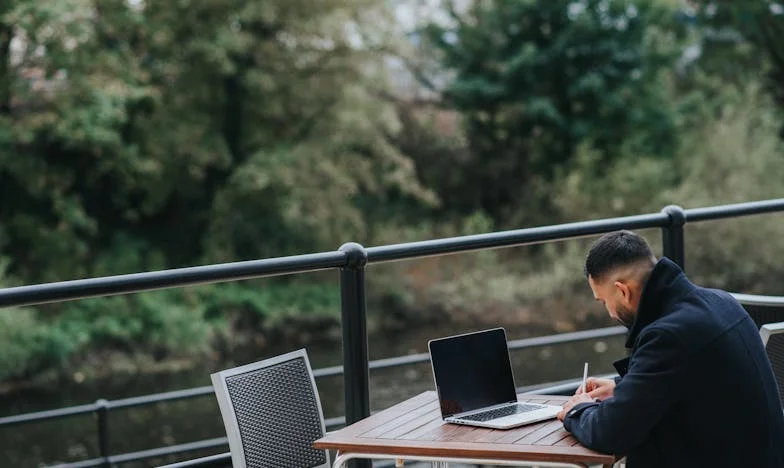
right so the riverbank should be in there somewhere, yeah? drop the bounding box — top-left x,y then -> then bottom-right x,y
0,282 -> 610,397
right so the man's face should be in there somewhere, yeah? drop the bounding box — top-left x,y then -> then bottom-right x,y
588,275 -> 637,329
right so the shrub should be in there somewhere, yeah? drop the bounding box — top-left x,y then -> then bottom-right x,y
0,308 -> 74,381
56,291 -> 211,359
553,84 -> 784,292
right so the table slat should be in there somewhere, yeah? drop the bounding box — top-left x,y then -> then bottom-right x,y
360,401 -> 440,439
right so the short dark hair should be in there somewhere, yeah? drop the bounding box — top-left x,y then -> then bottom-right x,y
584,230 -> 655,281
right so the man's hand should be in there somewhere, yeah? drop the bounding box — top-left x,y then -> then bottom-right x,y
557,377 -> 616,421
577,377 -> 616,401
557,393 -> 594,421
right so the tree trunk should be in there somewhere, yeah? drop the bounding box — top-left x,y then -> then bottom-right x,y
0,23 -> 11,114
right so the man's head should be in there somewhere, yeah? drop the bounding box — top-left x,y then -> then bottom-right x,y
584,230 -> 657,328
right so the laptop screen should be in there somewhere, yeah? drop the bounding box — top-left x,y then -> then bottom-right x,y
428,328 -> 518,418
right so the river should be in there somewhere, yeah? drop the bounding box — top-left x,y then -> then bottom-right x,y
0,321 -> 626,467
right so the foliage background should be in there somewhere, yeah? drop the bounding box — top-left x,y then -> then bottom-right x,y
1,0 -> 783,384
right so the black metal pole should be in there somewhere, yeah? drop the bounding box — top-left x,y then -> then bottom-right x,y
338,242 -> 371,468
96,399 -> 111,467
0,252 -> 346,308
661,205 -> 686,271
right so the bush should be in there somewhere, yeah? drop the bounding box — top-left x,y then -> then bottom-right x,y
199,281 -> 342,325
56,291 -> 212,359
0,308 -> 73,381
664,86 -> 784,292
553,84 -> 784,292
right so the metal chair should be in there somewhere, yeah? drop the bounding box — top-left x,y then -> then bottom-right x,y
734,293 -> 784,329
760,322 -> 784,406
210,349 -> 330,468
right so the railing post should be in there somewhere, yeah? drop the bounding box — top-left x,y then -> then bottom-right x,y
661,205 -> 686,271
339,242 -> 371,468
96,399 -> 111,467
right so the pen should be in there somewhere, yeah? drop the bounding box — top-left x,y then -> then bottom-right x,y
581,362 -> 588,393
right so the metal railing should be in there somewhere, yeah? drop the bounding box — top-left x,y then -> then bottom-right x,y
0,199 -> 783,467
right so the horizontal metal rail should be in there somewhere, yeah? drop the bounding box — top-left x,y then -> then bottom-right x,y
0,402 -> 99,426
0,251 -> 347,308
109,386 -> 217,410
48,416 -> 350,468
0,326 -> 626,428
365,213 -> 669,263
519,373 -> 618,396
48,438 -> 229,468
0,199 -> 781,309
157,452 -> 231,468
685,199 -> 784,222
732,293 -> 784,307
314,325 -> 628,378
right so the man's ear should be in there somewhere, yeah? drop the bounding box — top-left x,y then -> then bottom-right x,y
613,280 -> 632,304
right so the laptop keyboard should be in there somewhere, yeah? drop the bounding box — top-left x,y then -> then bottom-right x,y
458,403 -> 546,422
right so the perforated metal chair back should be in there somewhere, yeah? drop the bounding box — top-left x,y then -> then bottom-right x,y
744,304 -> 784,329
760,322 -> 784,407
211,349 -> 329,468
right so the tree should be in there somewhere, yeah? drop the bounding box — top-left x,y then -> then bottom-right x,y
689,1 -> 784,114
0,0 -> 435,282
418,0 -> 687,224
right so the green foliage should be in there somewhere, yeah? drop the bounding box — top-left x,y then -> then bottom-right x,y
0,260 -> 73,380
689,1 -> 784,110
0,307 -> 73,381
664,86 -> 784,291
57,292 -> 211,357
0,0 -> 435,281
553,84 -> 784,291
383,82 -> 784,330
0,0 -> 439,381
0,279 -> 343,382
419,0 -> 688,223
199,281 -> 342,325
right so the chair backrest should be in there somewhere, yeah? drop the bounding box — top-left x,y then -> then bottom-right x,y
744,303 -> 784,329
210,349 -> 329,468
760,322 -> 784,407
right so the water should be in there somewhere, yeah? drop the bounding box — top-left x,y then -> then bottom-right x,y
0,321 -> 626,467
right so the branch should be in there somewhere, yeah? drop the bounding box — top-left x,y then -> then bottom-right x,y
371,88 -> 447,109
445,0 -> 468,26
345,10 -> 446,94
290,95 -> 341,143
375,44 -> 445,93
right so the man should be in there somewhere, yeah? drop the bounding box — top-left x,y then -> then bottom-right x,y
557,230 -> 784,467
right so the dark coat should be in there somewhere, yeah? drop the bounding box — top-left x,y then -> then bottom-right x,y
563,258 -> 784,467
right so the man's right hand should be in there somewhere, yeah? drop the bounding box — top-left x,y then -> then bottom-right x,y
576,377 -> 616,401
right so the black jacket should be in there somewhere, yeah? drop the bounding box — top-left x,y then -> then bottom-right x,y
564,258 -> 784,467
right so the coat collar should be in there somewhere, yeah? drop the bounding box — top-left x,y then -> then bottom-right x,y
625,257 -> 695,348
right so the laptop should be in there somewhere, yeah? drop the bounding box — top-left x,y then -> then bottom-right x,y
428,327 -> 562,429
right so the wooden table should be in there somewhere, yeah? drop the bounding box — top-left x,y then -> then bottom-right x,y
315,391 -> 618,467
